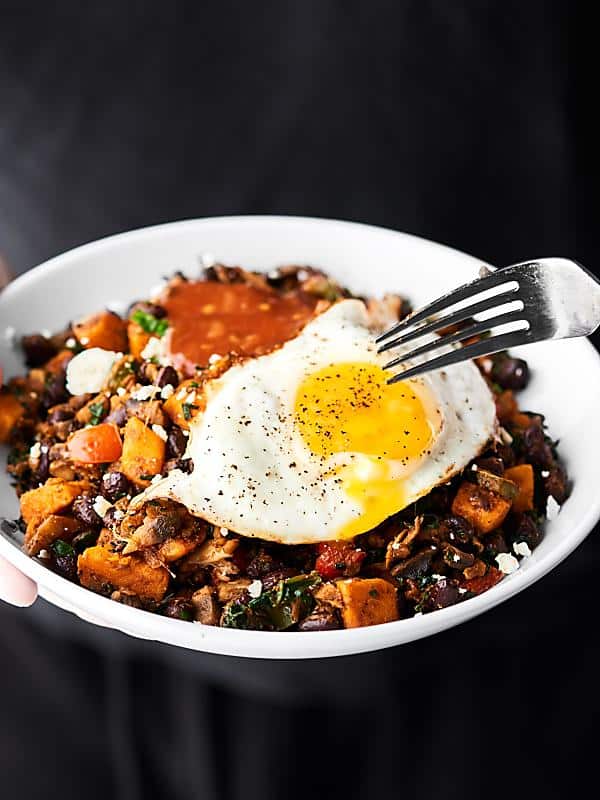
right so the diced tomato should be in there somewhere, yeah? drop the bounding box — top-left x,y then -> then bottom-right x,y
315,541 -> 366,580
460,566 -> 504,595
67,423 -> 122,464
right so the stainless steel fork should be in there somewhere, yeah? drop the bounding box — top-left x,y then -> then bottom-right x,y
377,258 -> 600,383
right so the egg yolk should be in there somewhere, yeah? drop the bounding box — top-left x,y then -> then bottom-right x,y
295,362 -> 434,538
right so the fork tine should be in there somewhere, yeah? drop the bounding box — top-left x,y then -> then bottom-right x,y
382,309 -> 527,370
386,328 -> 532,384
377,290 -> 522,354
376,265 -> 521,344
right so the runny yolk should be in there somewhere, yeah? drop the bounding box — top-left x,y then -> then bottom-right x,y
294,362 -> 434,538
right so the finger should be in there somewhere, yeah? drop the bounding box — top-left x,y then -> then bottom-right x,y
0,556 -> 38,607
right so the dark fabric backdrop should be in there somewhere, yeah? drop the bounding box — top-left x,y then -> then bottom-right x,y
1,3 -> 598,799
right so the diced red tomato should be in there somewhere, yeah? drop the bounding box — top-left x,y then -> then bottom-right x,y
315,541 -> 366,580
67,423 -> 122,464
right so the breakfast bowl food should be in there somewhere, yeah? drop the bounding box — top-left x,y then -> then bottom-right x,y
1,216 -> 599,659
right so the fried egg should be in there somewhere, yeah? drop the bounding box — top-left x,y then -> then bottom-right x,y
140,300 -> 496,543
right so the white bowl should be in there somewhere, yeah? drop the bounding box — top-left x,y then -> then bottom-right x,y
1,216 -> 599,659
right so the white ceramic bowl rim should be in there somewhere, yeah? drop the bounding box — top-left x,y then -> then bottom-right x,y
1,215 -> 599,660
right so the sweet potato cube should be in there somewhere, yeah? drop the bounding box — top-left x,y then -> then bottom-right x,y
20,479 -> 89,527
504,464 -> 535,513
24,515 -> 81,556
0,392 -> 24,443
127,321 -> 151,359
451,481 -> 511,534
121,417 -> 165,485
163,379 -> 202,430
77,545 -> 169,601
74,311 -> 128,352
336,577 -> 399,628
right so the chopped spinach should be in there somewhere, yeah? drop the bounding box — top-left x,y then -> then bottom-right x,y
131,309 -> 169,337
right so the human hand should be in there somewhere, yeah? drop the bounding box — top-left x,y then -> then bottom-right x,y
0,254 -> 38,607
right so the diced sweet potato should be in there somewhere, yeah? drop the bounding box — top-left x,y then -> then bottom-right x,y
163,379 -> 202,430
120,417 -> 165,485
451,481 -> 511,534
504,464 -> 534,513
495,390 -> 518,424
20,478 -> 89,527
24,514 -> 81,556
460,565 -> 504,595
157,537 -> 200,562
336,577 -> 399,628
127,321 -> 151,359
77,545 -> 169,601
0,391 -> 24,443
74,311 -> 128,352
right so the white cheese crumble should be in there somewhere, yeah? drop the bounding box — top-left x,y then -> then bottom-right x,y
131,385 -> 160,401
39,549 -> 49,559
431,574 -> 446,581
200,252 -> 216,269
219,527 -> 229,537
151,424 -> 168,442
541,470 -> 550,478
546,496 -> 561,520
513,541 -> 532,558
495,552 -> 520,574
29,442 -> 41,460
176,388 -> 188,401
208,353 -> 221,365
160,383 -> 175,400
247,579 -> 263,599
116,387 -> 126,397
79,336 -> 90,345
92,496 -> 113,518
65,337 -> 77,349
458,587 -> 467,594
66,348 -> 120,395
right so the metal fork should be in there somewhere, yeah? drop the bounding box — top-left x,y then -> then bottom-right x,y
377,258 -> 600,383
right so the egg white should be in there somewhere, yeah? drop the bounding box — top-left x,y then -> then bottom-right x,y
137,300 -> 496,543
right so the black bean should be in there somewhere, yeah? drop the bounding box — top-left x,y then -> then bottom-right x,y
101,471 -> 131,502
261,568 -> 298,590
71,529 -> 99,553
22,334 -> 58,367
176,458 -> 194,474
103,507 -> 122,531
298,610 -> 341,632
136,360 -> 157,385
544,464 -> 570,504
42,372 -> 68,408
155,365 -> 179,389
495,444 -> 516,468
438,514 -> 475,546
47,407 -> 74,423
72,494 -> 103,528
512,513 -> 542,549
492,355 -> 530,390
50,540 -> 77,581
163,598 -> 194,621
247,550 -> 282,579
35,443 -> 51,483
474,456 -> 504,475
425,579 -> 460,610
484,531 -> 509,556
523,425 -> 554,468
166,427 -> 187,459
391,550 -> 433,579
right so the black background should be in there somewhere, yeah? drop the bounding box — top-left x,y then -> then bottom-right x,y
1,3 -> 598,800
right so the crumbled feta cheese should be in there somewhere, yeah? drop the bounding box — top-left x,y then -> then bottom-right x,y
151,424 -> 168,442
160,383 -> 175,400
546,496 -> 561,520
498,426 -> 513,444
29,442 -> 41,460
116,387 -> 126,397
297,269 -> 310,281
513,541 -> 532,558
141,337 -> 163,360
176,388 -> 188,401
219,527 -> 229,537
541,470 -> 550,478
66,348 -> 120,395
182,430 -> 189,437
185,391 -> 196,405
149,279 -> 168,300
200,252 -> 216,269
41,328 -> 51,339
79,336 -> 90,345
495,552 -> 520,574
112,509 -> 125,521
268,269 -> 280,279
458,587 -> 467,594
92,496 -> 113,518
208,353 -> 221,365
247,579 -> 263,599
452,553 -> 461,563
131,385 -> 160,401
39,549 -> 49,559
431,574 -> 446,581
470,464 -> 478,471
65,337 -> 77,349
